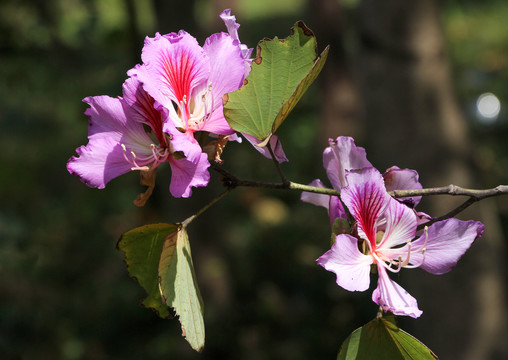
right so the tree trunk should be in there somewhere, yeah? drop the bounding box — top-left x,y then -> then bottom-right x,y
308,0 -> 363,143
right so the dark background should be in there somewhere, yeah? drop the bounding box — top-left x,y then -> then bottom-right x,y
1,0 -> 507,359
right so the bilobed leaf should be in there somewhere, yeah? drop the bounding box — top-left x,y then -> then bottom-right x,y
117,223 -> 178,319
337,316 -> 438,360
158,226 -> 205,352
223,21 -> 329,143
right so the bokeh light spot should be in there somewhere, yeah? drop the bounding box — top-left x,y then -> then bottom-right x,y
476,92 -> 501,123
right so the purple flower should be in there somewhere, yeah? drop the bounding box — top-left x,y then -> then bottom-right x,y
67,76 -> 210,198
133,10 -> 252,163
301,136 -> 424,226
68,10 -> 251,198
317,167 -> 484,318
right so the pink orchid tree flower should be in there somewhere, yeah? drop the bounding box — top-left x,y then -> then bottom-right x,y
317,167 -> 484,318
301,136 -> 425,226
68,10 -> 252,198
134,10 -> 252,164
67,76 -> 209,198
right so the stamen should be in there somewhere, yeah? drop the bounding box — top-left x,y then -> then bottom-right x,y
179,99 -> 189,129
400,241 -> 412,266
404,226 -> 428,269
390,256 -> 403,273
120,143 -> 150,171
372,251 -> 402,274
203,82 -> 214,124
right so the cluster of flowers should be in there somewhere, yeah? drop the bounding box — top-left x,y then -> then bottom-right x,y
68,10 -> 286,198
68,9 -> 484,319
302,137 -> 484,318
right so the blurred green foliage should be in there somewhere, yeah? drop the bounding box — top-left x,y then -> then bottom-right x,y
0,0 -> 507,359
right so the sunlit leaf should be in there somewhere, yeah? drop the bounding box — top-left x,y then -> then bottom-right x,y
337,315 -> 438,360
223,21 -> 329,143
117,223 -> 178,319
158,226 -> 205,352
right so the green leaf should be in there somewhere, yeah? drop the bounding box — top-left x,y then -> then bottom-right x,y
337,315 -> 438,360
158,226 -> 205,352
223,21 -> 329,143
117,223 -> 178,319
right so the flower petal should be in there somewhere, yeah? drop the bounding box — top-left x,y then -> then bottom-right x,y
122,75 -> 168,147
243,133 -> 288,163
300,180 -> 346,226
300,179 -> 331,209
197,32 -> 246,135
67,140 -> 134,189
136,31 -> 209,119
372,266 -> 423,318
317,234 -> 373,292
415,211 -> 433,227
377,197 -> 417,250
323,136 -> 371,190
203,32 -> 246,105
168,152 -> 210,198
83,95 -> 153,148
329,195 -> 347,226
410,218 -> 484,275
220,9 -> 253,74
67,96 -> 153,188
163,120 -> 202,164
199,109 -> 237,135
341,167 -> 389,247
383,166 -> 423,207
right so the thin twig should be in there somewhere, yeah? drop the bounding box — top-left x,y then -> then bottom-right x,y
182,187 -> 234,227
267,141 -> 289,185
210,161 -> 289,190
209,162 -> 508,223
210,162 -> 508,200
389,184 -> 508,200
417,198 -> 478,230
288,182 -> 340,196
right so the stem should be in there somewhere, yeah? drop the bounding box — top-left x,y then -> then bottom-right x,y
210,162 -> 508,222
211,162 -> 508,200
417,197 -> 478,230
288,182 -> 340,196
389,184 -> 508,200
267,141 -> 289,185
210,162 -> 290,190
182,188 -> 234,227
